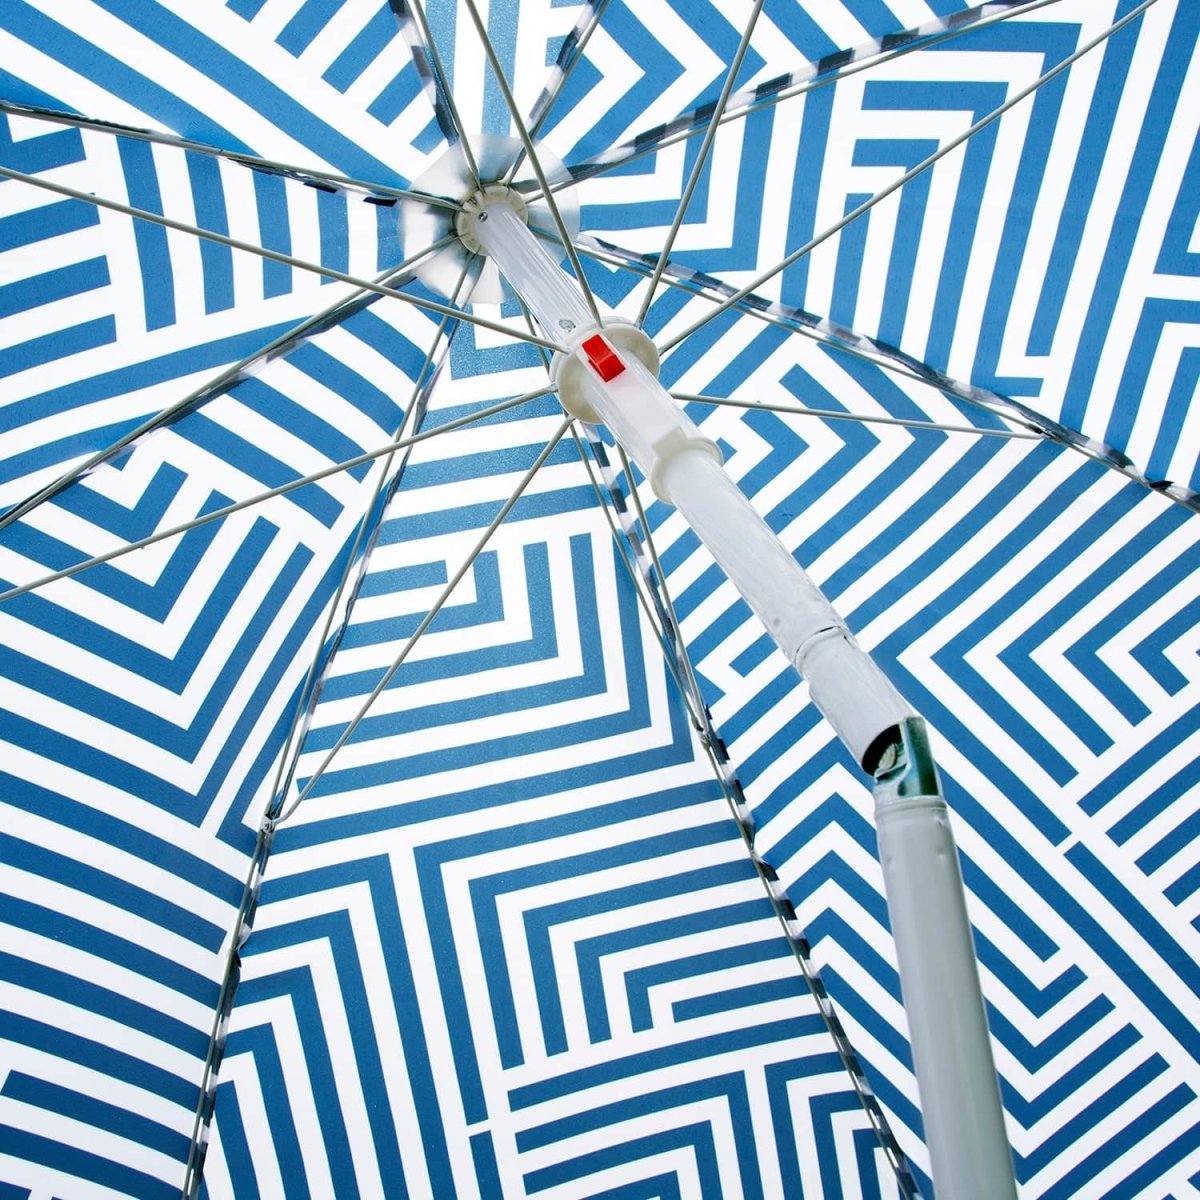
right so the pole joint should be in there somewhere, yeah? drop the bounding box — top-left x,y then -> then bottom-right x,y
870,716 -> 941,803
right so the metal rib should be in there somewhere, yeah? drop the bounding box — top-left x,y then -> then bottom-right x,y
0,99 -> 461,209
403,0 -> 483,188
259,258 -> 480,825
0,390 -> 548,604
504,0 -> 613,187
674,393 -> 1040,439
659,0 -> 1160,355
0,163 -> 563,352
277,415 -> 575,821
566,231 -> 1198,511
635,0 -> 766,326
522,0 -> 1062,202
461,0 -> 603,327
0,236 -> 457,532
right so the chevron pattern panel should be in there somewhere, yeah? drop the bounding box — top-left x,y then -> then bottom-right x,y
0,303 -> 444,1196
203,400 -> 899,1197
0,20 -> 444,1185
616,306 -> 1200,1196
537,0 -> 1200,497
1,0 -> 1198,1197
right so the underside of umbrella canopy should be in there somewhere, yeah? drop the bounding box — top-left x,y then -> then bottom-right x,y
1,2 -> 1198,1197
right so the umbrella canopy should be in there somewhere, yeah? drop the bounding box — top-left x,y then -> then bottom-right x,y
1,1 -> 1198,1196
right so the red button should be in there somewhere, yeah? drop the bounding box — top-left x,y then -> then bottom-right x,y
581,334 -> 625,381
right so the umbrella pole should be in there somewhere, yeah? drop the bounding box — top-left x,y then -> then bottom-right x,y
468,192 -> 1017,1199
873,717 -> 1016,1198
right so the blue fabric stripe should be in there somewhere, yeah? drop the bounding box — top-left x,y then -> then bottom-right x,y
252,170 -> 294,297
226,0 -> 268,18
3,0 -> 407,182
0,315 -> 116,381
4,1073 -> 190,1161
325,4 -> 396,93
277,0 -> 342,57
368,62 -> 423,125
116,135 -> 176,329
187,151 -> 236,314
0,257 -> 109,318
0,1125 -> 177,1198
0,196 -> 97,248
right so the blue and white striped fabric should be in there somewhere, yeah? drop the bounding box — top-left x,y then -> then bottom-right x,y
1,1 -> 1198,1197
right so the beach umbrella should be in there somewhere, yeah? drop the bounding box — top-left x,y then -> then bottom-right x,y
1,1 -> 1197,1197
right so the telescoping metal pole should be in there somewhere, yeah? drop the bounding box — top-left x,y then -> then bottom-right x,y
467,195 -> 1017,1199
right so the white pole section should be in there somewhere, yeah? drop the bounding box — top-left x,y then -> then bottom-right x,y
875,719 -> 1017,1199
471,196 -> 1017,1198
470,204 -> 592,337
474,198 -> 912,766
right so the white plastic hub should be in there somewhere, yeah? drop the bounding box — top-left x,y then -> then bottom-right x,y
398,134 -> 578,304
456,184 -> 529,255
